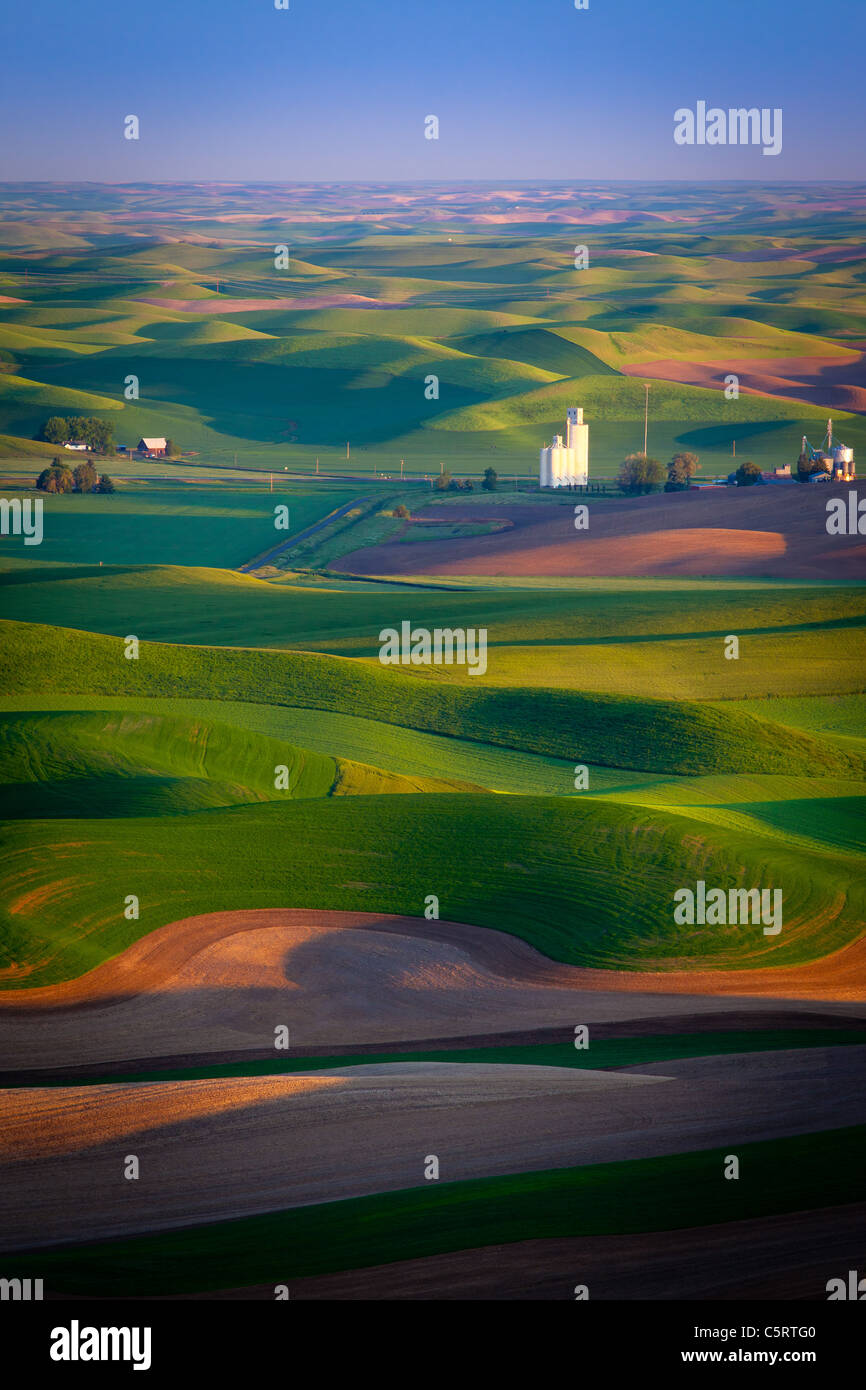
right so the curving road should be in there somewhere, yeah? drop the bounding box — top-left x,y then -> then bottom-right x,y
237,497 -> 373,572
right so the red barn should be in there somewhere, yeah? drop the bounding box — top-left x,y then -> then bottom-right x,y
137,437 -> 167,457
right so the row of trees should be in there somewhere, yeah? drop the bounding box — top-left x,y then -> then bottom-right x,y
434,467 -> 497,493
617,452 -> 700,495
39,416 -> 115,454
36,459 -> 115,493
435,477 -> 476,492
622,450 -> 832,491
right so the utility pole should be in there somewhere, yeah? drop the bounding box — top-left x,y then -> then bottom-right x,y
643,384 -> 650,457
732,441 -> 736,458
346,441 -> 350,461
269,473 -> 273,493
400,458 -> 404,479
316,457 -> 319,474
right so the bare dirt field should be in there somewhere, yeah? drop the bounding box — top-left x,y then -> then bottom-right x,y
0,910 -> 862,1073
334,488 -> 865,579
1,1048 -> 862,1250
621,352 -> 866,414
191,1203 -> 865,1300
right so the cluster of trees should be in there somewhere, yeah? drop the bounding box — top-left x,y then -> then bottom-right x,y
433,471 -> 480,493
36,459 -> 115,493
39,416 -> 115,454
433,467 -> 497,493
618,452 -> 700,495
796,449 -> 829,482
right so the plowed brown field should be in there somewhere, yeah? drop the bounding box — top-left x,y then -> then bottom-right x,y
334,488 -> 866,579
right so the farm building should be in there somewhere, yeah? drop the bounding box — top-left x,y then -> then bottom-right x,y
760,465 -> 792,482
800,420 -> 856,482
137,437 -> 167,457
540,407 -> 589,487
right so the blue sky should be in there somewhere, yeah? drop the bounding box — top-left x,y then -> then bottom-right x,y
1,0 -> 864,180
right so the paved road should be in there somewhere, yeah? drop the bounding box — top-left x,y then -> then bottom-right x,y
237,496 -> 373,572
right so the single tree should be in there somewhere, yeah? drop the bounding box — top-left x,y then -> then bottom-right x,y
618,452 -> 664,495
434,470 -> 452,491
393,503 -> 410,518
164,438 -> 181,458
665,451 -> 700,491
482,467 -> 498,492
41,416 -> 70,444
734,460 -> 762,486
73,460 -> 98,493
96,474 -> 116,494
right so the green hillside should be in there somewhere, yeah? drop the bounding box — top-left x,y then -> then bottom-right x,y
2,209 -> 864,476
453,327 -> 618,378
0,708 -> 469,818
428,373 -> 836,435
0,694 -> 647,798
0,563 -> 861,658
0,486 -> 358,568
0,709 -> 332,817
2,791 -> 863,984
0,620 -> 859,777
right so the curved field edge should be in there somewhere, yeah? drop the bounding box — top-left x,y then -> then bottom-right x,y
1,797 -> 863,986
3,567 -> 862,648
5,1029 -> 862,1087
3,1126 -> 862,1297
0,695 -> 632,798
2,697 -> 863,822
0,620 -> 859,778
0,709 -> 473,818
